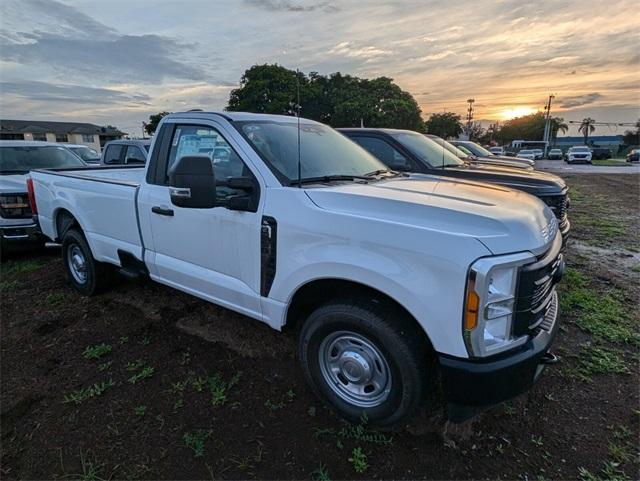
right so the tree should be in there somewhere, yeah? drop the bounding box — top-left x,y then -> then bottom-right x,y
144,111 -> 170,136
578,117 -> 596,145
226,64 -> 424,130
424,112 -> 463,138
622,119 -> 640,146
494,112 -> 567,144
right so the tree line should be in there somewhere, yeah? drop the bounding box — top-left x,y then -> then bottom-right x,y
143,64 -> 640,147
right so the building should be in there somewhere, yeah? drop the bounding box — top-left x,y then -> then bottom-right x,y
0,119 -> 126,152
554,135 -> 624,153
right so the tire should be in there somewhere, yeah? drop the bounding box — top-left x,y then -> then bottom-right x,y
62,228 -> 111,295
299,298 -> 429,427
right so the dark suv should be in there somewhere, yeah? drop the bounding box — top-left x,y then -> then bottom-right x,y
100,139 -> 151,165
590,147 -> 612,160
339,128 -> 570,242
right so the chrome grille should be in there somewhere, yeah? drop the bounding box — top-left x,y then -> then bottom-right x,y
542,194 -> 568,222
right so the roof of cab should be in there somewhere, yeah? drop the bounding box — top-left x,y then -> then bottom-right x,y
168,111 -> 322,124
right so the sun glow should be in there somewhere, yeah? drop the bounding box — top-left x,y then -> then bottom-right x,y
500,106 -> 538,120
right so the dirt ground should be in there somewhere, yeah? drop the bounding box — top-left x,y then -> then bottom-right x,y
1,174 -> 639,480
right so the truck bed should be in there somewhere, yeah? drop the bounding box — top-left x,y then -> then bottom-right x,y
31,166 -> 147,266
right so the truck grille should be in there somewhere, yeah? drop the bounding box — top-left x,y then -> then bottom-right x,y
542,194 -> 568,222
0,193 -> 32,219
513,243 -> 563,336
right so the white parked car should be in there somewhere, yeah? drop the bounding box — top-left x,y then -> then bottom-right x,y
532,149 -> 544,160
547,149 -> 563,160
0,141 -> 86,249
66,144 -> 101,164
517,149 -> 536,161
565,146 -> 592,164
29,111 -> 564,426
489,146 -> 505,156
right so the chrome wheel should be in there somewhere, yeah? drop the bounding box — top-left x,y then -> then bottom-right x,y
67,244 -> 87,284
318,331 -> 392,408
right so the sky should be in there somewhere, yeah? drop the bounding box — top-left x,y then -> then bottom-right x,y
0,0 -> 638,137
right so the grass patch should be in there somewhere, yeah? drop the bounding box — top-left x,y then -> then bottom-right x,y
183,429 -> 212,458
63,379 -> 115,405
577,344 -> 629,381
0,280 -> 21,291
83,343 -> 112,360
46,292 -> 65,304
1,259 -> 46,276
559,269 -> 638,346
592,159 -> 632,167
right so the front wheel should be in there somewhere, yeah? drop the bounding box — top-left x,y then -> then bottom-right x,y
299,299 -> 429,427
62,228 -> 111,295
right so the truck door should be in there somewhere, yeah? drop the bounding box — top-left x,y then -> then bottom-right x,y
140,121 -> 263,319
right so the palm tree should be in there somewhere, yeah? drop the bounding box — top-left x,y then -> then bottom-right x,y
551,117 -> 568,141
578,117 -> 596,145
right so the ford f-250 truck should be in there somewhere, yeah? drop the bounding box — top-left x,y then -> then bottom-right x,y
29,111 -> 565,426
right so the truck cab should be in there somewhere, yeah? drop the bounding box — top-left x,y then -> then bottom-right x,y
29,112 -> 565,426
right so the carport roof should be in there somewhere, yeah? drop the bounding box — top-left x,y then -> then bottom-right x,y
0,119 -> 125,136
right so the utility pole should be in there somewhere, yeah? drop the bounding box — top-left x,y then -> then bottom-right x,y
542,94 -> 555,153
466,98 -> 475,137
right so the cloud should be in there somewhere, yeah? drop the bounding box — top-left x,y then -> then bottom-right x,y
0,80 -> 151,105
0,0 -> 208,83
559,93 -> 603,109
244,0 -> 339,13
328,42 -> 392,61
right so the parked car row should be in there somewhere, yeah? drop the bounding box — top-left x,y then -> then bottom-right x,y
15,111 -> 569,428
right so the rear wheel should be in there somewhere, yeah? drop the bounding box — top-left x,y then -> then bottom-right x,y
62,228 -> 111,295
299,298 -> 430,427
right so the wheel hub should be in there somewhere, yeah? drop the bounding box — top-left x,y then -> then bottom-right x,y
318,331 -> 392,408
67,245 -> 87,284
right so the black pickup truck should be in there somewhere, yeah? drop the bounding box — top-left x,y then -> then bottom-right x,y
339,128 -> 570,241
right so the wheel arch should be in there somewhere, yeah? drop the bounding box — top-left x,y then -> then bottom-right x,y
284,278 -> 434,351
54,207 -> 83,241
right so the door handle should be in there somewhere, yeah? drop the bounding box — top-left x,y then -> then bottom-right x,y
152,206 -> 174,216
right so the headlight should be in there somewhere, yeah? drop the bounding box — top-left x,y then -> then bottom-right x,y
463,252 -> 535,358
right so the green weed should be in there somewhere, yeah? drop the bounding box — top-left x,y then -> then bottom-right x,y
97,361 -> 112,372
183,429 -> 212,457
126,359 -> 145,371
311,463 -> 331,481
348,447 -> 368,474
128,365 -> 154,384
264,399 -> 285,411
46,292 -> 65,304
208,372 -> 241,406
83,343 -> 112,360
64,379 -> 115,405
0,280 -> 21,291
577,344 -> 629,381
134,405 -> 147,416
119,336 -> 129,344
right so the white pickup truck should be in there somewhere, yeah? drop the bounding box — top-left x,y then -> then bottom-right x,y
29,111 -> 564,426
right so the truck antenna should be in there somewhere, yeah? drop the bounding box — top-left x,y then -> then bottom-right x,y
296,69 -> 302,188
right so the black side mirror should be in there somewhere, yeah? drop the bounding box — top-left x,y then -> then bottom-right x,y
168,155 -> 217,208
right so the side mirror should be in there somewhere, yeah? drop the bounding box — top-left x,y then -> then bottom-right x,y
168,155 -> 217,208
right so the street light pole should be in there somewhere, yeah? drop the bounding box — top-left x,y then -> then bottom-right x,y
542,94 -> 555,153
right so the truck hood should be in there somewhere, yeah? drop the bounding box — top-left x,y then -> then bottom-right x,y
0,173 -> 29,194
438,163 -> 566,196
305,175 -> 558,255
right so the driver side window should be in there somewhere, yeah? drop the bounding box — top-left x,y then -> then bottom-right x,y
351,136 -> 412,171
167,125 -> 247,198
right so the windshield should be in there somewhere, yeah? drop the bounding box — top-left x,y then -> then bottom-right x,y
427,136 -> 470,159
391,132 -> 464,167
70,146 -> 99,161
571,147 -> 590,152
0,146 -> 86,173
458,142 -> 493,157
236,120 -> 386,184
519,150 -> 533,154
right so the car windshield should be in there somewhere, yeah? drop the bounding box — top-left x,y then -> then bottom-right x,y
519,150 -> 533,154
571,147 -> 590,152
391,132 -> 464,167
458,142 -> 493,157
427,136 -> 470,159
0,146 -> 86,173
236,120 -> 386,184
70,146 -> 99,161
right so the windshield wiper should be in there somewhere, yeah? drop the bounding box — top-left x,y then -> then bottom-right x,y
0,170 -> 29,175
289,174 -> 369,186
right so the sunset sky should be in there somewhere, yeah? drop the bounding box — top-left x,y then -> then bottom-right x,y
1,0 -> 638,137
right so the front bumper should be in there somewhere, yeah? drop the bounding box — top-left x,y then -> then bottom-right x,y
439,291 -> 560,421
1,222 -> 41,243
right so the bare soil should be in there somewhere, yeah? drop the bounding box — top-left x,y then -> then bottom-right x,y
1,174 -> 638,480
